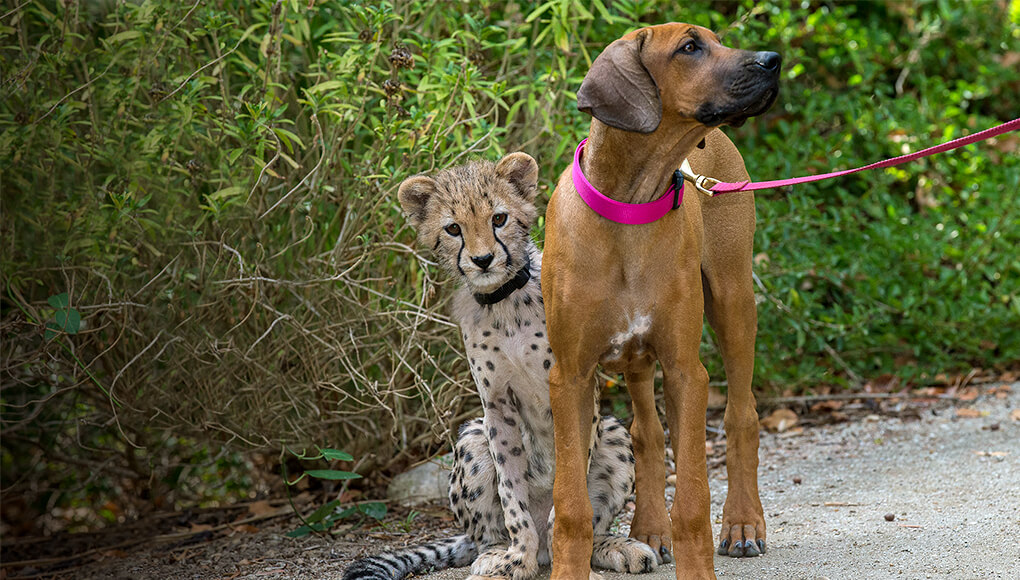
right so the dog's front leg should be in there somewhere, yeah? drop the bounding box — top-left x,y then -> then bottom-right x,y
624,360 -> 673,564
549,358 -> 598,580
657,279 -> 716,580
469,386 -> 540,580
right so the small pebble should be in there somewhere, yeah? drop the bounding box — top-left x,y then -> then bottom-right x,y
884,513 -> 895,522
988,423 -> 1000,431
792,477 -> 802,485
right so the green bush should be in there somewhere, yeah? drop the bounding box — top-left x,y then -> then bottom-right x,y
2,0 -> 1018,528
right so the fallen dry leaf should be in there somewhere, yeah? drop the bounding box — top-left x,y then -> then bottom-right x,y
234,524 -> 260,534
810,400 -> 845,413
955,408 -> 982,418
338,489 -> 362,503
247,500 -> 277,518
865,374 -> 899,393
188,523 -> 214,533
830,411 -> 849,423
761,408 -> 798,432
957,388 -> 979,401
972,451 -> 1009,457
778,426 -> 805,438
1010,409 -> 1020,422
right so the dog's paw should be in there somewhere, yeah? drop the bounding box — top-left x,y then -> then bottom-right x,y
591,535 -> 658,573
629,533 -> 672,565
470,546 -> 540,580
717,519 -> 766,558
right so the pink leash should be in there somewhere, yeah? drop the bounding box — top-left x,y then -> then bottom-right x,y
703,117 -> 1020,194
573,117 -> 1019,225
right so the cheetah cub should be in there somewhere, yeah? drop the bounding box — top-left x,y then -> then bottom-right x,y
343,153 -> 660,580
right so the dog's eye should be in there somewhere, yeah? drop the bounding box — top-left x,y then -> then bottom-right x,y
679,41 -> 699,54
492,213 -> 508,227
444,223 -> 461,236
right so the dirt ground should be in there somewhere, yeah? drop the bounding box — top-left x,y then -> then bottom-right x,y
3,382 -> 1017,580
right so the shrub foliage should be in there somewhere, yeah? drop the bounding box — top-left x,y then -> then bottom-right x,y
1,0 -> 1018,527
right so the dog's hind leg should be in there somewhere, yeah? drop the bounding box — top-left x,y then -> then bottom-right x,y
694,130 -> 766,558
702,263 -> 766,558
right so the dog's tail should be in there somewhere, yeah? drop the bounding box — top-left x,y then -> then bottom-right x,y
341,534 -> 476,580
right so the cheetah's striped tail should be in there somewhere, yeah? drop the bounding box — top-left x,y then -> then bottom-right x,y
341,534 -> 476,580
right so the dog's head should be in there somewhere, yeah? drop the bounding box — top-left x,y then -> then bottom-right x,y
577,23 -> 780,133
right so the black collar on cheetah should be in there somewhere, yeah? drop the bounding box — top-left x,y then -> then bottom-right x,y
473,255 -> 532,306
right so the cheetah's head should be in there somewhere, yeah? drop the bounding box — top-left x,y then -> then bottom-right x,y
398,153 -> 539,294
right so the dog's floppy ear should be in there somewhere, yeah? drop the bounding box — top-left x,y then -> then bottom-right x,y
577,30 -> 661,133
397,175 -> 437,229
495,152 -> 539,202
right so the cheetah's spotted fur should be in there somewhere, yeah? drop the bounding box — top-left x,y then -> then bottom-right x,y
342,153 -> 658,580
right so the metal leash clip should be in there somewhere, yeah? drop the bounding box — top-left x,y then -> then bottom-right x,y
679,158 -> 722,197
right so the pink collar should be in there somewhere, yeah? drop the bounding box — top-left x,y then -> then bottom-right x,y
572,138 -> 684,225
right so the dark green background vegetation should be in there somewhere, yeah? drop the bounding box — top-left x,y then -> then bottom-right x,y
2,0 -> 1018,532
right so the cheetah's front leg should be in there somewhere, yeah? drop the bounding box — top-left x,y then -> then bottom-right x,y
467,385 -> 541,580
587,416 -> 659,573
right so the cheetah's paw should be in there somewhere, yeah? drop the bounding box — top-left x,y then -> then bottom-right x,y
469,546 -> 540,580
591,535 -> 658,573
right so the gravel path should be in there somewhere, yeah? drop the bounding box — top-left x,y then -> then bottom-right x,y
33,382 -> 1018,579
420,382 -> 1020,580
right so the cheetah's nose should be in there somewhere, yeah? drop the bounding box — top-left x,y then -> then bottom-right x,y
471,253 -> 494,270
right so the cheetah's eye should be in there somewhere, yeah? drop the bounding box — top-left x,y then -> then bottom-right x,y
492,213 -> 508,227
444,223 -> 461,236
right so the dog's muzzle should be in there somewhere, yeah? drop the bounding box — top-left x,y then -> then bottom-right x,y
695,51 -> 781,127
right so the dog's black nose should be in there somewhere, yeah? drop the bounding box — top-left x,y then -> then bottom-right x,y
754,51 -> 781,72
471,253 -> 494,270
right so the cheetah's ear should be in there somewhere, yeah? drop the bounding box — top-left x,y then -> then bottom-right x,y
397,175 -> 437,230
495,152 -> 539,202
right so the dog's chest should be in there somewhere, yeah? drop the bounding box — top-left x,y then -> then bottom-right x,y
599,311 -> 654,371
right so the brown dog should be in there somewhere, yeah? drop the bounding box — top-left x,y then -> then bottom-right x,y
542,23 -> 780,579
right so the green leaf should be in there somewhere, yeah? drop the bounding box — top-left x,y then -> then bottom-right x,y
320,449 -> 354,461
208,186 -> 245,201
48,293 -> 69,309
107,30 -> 143,44
525,1 -> 557,23
272,128 -> 305,152
54,307 -> 81,334
359,502 -> 386,520
305,499 -> 341,524
306,80 -> 344,94
304,469 -> 361,480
